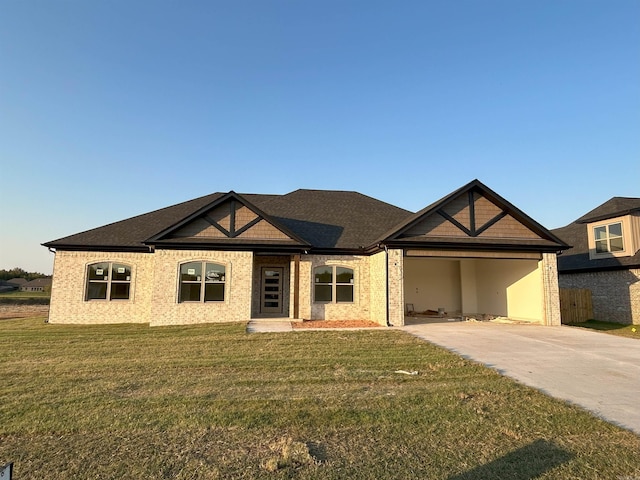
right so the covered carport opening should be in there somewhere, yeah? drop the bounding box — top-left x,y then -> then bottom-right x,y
403,250 -> 544,324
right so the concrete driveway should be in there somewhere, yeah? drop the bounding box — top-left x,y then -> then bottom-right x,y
402,321 -> 640,436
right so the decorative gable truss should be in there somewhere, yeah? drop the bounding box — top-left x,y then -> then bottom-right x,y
402,190 -> 540,240
146,192 -> 309,246
169,201 -> 289,240
378,180 -> 568,252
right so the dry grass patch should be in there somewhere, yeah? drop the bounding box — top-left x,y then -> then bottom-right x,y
1,317 -> 640,479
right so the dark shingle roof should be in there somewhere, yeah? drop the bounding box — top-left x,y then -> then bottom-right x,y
258,189 -> 412,249
21,278 -> 52,287
43,190 -> 412,251
44,185 -> 566,254
43,193 -> 225,250
552,197 -> 640,272
575,197 -> 640,224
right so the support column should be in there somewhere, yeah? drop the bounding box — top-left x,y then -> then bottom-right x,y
293,254 -> 300,319
542,252 -> 561,326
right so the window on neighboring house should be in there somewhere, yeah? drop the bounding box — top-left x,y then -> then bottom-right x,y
594,222 -> 624,253
86,262 -> 132,301
314,266 -> 354,303
179,261 -> 226,302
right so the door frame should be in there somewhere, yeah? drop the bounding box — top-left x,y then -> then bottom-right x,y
260,266 -> 284,314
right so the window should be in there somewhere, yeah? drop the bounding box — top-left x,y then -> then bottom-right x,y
594,222 -> 624,254
314,266 -> 354,303
86,262 -> 131,301
179,261 -> 225,302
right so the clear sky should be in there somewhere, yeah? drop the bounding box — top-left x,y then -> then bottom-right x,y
1,0 -> 639,275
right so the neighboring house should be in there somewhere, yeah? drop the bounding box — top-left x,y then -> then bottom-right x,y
6,278 -> 28,289
20,278 -> 52,293
43,180 -> 567,327
552,197 -> 640,325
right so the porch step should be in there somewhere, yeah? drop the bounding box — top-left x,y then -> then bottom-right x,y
247,319 -> 293,333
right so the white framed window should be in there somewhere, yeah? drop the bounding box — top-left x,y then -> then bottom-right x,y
179,261 -> 226,302
314,266 -> 354,303
85,262 -> 132,301
594,222 -> 624,254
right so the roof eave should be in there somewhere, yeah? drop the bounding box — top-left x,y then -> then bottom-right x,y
41,243 -> 152,253
380,240 -> 565,253
576,208 -> 640,224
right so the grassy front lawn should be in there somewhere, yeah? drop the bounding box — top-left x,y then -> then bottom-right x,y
0,291 -> 50,298
1,318 -> 639,479
567,320 -> 640,339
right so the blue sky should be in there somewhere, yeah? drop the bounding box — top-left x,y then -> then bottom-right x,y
1,0 -> 639,274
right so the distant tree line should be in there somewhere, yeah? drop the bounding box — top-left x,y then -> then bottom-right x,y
0,268 -> 50,282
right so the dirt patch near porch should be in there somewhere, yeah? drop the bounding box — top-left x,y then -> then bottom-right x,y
0,304 -> 50,320
293,320 -> 382,329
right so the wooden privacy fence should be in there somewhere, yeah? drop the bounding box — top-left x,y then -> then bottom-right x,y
559,288 -> 593,324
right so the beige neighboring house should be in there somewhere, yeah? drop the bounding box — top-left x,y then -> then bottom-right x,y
20,278 -> 52,293
553,197 -> 640,324
43,180 -> 568,327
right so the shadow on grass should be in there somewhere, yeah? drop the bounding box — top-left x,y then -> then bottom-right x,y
447,439 -> 573,480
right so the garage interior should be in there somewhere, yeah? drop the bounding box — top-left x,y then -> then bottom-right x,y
403,255 -> 544,324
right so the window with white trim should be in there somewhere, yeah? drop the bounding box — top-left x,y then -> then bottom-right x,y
314,266 -> 354,303
594,222 -> 624,253
179,261 -> 226,302
86,262 -> 132,301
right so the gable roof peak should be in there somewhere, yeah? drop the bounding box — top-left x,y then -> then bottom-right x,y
374,179 -> 568,250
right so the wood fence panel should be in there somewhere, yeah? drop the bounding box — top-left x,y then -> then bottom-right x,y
559,288 -> 593,324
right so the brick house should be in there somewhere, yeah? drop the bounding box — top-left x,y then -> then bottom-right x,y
552,197 -> 640,324
43,180 -> 567,327
20,278 -> 52,293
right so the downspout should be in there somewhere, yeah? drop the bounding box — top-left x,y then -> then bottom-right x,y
384,245 -> 392,327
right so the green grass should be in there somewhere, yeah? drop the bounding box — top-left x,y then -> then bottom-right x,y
567,320 -> 640,339
1,317 -> 639,479
0,291 -> 49,298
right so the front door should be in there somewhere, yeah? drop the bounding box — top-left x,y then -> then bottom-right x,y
261,267 -> 283,314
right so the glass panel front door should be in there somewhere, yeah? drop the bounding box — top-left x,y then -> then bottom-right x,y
261,267 -> 283,314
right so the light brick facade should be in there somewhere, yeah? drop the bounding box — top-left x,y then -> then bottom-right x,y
149,250 -> 253,326
299,254 -> 372,322
559,268 -> 640,325
49,250 -> 396,326
49,250 -> 154,324
49,248 -> 562,327
541,252 -> 562,326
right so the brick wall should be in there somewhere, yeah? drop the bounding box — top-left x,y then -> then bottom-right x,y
368,251 -> 387,325
387,249 -> 405,326
559,268 -> 640,325
541,252 -> 561,326
150,249 -> 253,326
299,254 -> 372,321
48,251 -> 154,324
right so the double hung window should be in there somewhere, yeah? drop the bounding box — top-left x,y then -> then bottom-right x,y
86,262 -> 131,301
314,266 -> 354,303
179,261 -> 226,302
